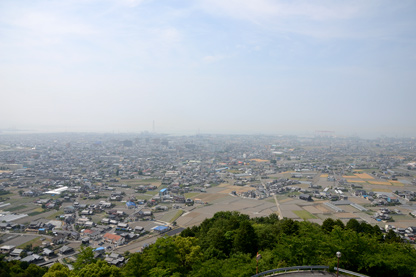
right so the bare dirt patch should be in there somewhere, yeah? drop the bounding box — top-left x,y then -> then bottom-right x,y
303,205 -> 323,214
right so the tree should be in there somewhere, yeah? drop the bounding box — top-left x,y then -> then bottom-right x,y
346,219 -> 361,233
384,229 -> 402,243
174,236 -> 203,273
334,219 -> 345,229
44,263 -> 71,277
122,253 -> 147,277
23,243 -> 33,252
123,251 -> 131,259
278,218 -> 299,235
73,246 -> 96,272
146,236 -> 180,274
77,260 -> 121,277
322,218 -> 335,233
24,263 -> 47,277
253,223 -> 278,250
203,228 -> 230,257
233,220 -> 258,256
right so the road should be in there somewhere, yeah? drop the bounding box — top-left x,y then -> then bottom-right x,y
114,227 -> 185,254
273,195 -> 283,220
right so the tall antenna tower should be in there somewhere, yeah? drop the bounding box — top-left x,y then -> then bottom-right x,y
153,120 -> 155,133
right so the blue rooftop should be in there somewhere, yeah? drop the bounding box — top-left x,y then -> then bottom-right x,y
154,225 -> 169,232
160,188 -> 168,193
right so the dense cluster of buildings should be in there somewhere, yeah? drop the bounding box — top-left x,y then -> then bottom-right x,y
0,133 -> 415,266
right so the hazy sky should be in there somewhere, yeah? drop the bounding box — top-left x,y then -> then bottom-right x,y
1,0 -> 415,138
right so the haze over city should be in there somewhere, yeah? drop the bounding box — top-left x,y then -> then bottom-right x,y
1,0 -> 415,138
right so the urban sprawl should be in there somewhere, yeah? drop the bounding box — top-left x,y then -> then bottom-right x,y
0,133 -> 416,268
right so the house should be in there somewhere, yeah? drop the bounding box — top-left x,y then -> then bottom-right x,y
134,226 -> 144,233
0,222 -> 11,230
80,209 -> 93,216
9,248 -> 23,257
117,223 -> 129,229
53,234 -> 66,245
99,201 -> 112,208
82,237 -> 90,244
59,245 -> 73,255
20,254 -> 43,264
406,226 -> 416,234
159,188 -> 169,197
77,217 -> 89,225
105,252 -> 125,266
64,206 -> 75,213
82,229 -> 102,240
27,221 -> 44,231
42,248 -> 54,257
103,233 -> 125,245
153,225 -> 170,233
126,201 -> 136,209
299,194 -> 312,201
0,245 -> 15,254
93,247 -> 105,257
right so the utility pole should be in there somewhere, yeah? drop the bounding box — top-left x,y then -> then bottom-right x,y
336,251 -> 341,277
256,252 -> 262,274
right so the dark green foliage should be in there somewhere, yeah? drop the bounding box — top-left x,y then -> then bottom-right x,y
73,246 -> 97,272
2,212 -> 416,277
233,221 -> 258,256
278,218 -> 299,235
322,218 -> 336,233
346,218 -> 361,232
43,263 -> 71,277
77,260 -> 120,277
138,213 -> 416,276
384,229 -> 402,243
0,259 -> 47,277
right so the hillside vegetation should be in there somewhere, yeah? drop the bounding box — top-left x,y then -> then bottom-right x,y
1,212 -> 416,276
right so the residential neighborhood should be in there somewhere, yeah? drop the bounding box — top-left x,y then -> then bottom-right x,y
1,132 -> 416,267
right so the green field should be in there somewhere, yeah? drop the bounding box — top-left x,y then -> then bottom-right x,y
136,194 -> 154,200
5,205 -> 27,212
18,237 -> 41,249
145,191 -> 159,196
170,210 -> 185,223
47,210 -> 64,220
28,207 -> 46,216
293,210 -> 317,220
184,193 -> 200,198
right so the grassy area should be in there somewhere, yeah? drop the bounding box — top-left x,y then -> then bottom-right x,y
145,190 -> 159,196
8,197 -> 33,205
266,198 -> 277,204
130,178 -> 160,183
28,207 -> 46,216
289,177 -> 309,181
293,210 -> 317,220
184,193 -> 200,198
170,210 -> 185,223
137,194 -> 154,200
47,210 -> 64,220
5,205 -> 27,212
121,181 -> 141,186
392,214 -> 413,221
18,237 -> 41,249
272,194 -> 290,201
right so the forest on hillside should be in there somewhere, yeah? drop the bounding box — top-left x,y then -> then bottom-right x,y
1,212 -> 416,277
